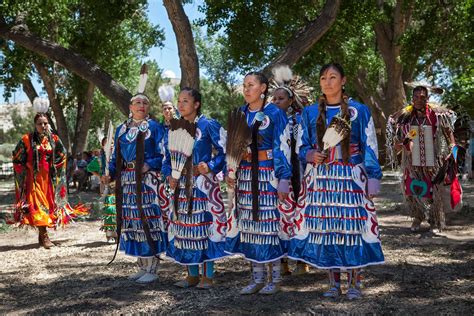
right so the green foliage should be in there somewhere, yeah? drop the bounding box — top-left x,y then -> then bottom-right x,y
200,77 -> 244,128
0,108 -> 35,145
0,0 -> 165,153
193,26 -> 244,127
0,143 -> 15,161
432,2 -> 474,117
143,60 -> 175,120
199,0 -> 325,72
198,0 -> 473,116
295,1 -> 383,96
194,27 -> 240,88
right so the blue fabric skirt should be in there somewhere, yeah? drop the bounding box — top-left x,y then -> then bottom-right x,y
225,160 -> 292,263
288,162 -> 384,269
119,169 -> 167,257
166,173 -> 227,265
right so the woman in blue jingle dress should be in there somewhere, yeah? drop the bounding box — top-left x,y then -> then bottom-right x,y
288,63 -> 384,300
226,71 -> 293,295
164,87 -> 227,289
106,93 -> 168,284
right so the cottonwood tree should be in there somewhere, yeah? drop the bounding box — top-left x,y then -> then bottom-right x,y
0,0 -> 163,154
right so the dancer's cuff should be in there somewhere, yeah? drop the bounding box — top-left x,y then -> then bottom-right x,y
368,179 -> 381,195
278,179 -> 290,193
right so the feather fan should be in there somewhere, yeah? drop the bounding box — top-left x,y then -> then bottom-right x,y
225,108 -> 252,214
168,118 -> 196,180
322,116 -> 351,150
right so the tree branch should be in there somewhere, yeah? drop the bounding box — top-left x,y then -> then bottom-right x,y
33,60 -> 70,150
163,0 -> 200,90
0,20 -> 131,115
21,78 -> 38,102
262,0 -> 341,76
393,0 -> 415,41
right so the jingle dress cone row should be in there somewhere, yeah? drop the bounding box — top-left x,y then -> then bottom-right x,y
225,103 -> 294,263
288,100 -> 384,269
163,115 -> 228,264
109,119 -> 168,257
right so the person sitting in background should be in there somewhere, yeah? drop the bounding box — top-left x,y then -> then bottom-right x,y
74,152 -> 91,191
86,149 -> 101,191
66,153 -> 76,193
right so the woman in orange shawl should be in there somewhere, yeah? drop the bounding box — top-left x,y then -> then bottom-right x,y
11,111 -> 87,249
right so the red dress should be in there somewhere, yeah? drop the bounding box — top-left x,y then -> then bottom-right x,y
11,132 -> 87,227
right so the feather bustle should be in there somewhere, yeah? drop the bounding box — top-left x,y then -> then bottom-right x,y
226,109 -> 252,177
225,109 -> 252,215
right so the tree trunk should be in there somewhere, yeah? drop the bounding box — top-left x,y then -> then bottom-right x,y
374,0 -> 414,116
351,68 -> 387,163
0,19 -> 131,115
163,0 -> 200,90
72,81 -> 95,156
361,0 -> 415,164
33,61 -> 70,151
262,0 -> 341,76
21,78 -> 38,102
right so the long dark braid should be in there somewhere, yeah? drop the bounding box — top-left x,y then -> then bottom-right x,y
245,71 -> 269,221
179,87 -> 202,215
31,131 -> 39,175
339,93 -> 351,163
316,94 -> 327,152
135,130 -> 157,254
48,132 -> 57,179
109,130 -> 123,265
290,115 -> 301,200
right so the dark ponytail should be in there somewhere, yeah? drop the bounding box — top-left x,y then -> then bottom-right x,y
181,87 -> 202,115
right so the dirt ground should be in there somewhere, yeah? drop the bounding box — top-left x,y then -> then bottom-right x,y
0,172 -> 473,315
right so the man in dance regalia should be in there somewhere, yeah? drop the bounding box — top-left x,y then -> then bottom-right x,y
387,83 -> 462,233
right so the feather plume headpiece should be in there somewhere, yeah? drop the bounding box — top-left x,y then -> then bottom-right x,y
131,64 -> 150,102
32,97 -> 50,114
269,64 -> 313,109
322,116 -> 351,150
405,80 -> 444,95
158,85 -> 174,106
168,118 -> 196,180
